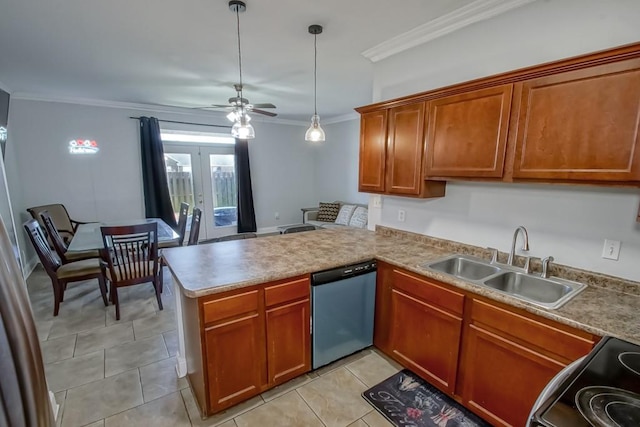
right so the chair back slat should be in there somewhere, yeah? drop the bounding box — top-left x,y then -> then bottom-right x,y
23,219 -> 62,277
187,208 -> 202,246
101,223 -> 158,286
40,211 -> 69,261
176,203 -> 189,246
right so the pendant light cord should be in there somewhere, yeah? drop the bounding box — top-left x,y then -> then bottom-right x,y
313,32 -> 318,116
235,6 -> 243,102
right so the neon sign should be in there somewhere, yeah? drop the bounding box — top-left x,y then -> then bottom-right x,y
69,139 -> 99,154
0,127 -> 6,143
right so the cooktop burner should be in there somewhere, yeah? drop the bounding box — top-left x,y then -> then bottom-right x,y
576,386 -> 640,427
619,352 -> 640,376
533,337 -> 640,427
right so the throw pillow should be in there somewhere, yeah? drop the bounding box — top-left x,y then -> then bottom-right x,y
348,206 -> 368,228
316,202 -> 340,222
334,204 -> 357,225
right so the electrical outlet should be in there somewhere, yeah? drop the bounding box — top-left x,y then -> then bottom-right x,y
274,212 -> 280,220
398,209 -> 406,222
602,239 -> 621,260
372,195 -> 382,208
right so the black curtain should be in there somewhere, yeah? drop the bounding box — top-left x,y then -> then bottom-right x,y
139,117 -> 177,229
234,139 -> 257,233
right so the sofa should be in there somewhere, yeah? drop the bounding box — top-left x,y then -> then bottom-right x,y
304,201 -> 368,229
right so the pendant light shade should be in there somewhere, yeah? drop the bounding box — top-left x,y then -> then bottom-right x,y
305,24 -> 325,142
305,114 -> 325,142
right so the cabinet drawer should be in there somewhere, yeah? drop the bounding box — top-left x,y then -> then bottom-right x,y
264,277 -> 310,307
393,269 -> 464,315
203,290 -> 259,325
470,299 -> 594,361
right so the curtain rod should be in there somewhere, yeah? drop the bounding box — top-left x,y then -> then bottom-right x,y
129,117 -> 231,129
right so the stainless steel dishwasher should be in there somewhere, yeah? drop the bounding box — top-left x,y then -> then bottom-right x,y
311,260 -> 376,369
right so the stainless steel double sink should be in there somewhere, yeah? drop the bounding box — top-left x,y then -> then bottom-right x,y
419,254 -> 586,310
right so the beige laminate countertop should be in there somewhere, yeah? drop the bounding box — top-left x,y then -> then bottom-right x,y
162,227 -> 640,345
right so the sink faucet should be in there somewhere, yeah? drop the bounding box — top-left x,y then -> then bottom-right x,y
508,226 -> 529,266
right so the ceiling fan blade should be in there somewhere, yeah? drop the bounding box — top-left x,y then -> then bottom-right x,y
251,103 -> 276,109
189,104 -> 232,110
251,109 -> 277,117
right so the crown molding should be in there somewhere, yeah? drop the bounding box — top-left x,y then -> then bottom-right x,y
361,0 -> 537,63
323,112 -> 359,124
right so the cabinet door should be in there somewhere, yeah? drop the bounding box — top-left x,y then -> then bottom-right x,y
389,288 -> 462,394
512,58 -> 640,181
387,103 -> 426,195
358,110 -> 388,193
459,324 -> 564,427
205,312 -> 265,412
425,85 -> 513,178
266,298 -> 310,386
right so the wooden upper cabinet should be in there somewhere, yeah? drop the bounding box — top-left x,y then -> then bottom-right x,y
425,85 -> 513,178
387,103 -> 427,195
358,110 -> 388,193
512,58 -> 640,182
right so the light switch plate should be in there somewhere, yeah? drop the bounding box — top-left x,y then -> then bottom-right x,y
372,195 -> 382,208
602,239 -> 621,260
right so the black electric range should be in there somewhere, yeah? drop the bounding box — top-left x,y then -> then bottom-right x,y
533,336 -> 640,426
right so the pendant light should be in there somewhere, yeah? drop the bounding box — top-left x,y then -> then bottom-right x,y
229,0 -> 255,139
305,24 -> 325,142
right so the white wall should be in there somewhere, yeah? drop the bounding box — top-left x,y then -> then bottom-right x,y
6,99 -> 314,266
370,0 -> 640,281
313,119 -> 368,205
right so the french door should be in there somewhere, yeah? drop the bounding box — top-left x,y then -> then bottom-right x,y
163,144 -> 237,240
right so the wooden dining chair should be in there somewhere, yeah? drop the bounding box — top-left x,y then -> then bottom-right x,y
100,222 -> 162,321
187,207 -> 202,246
23,219 -> 108,316
27,203 -> 89,245
159,202 -> 189,249
40,210 -> 99,264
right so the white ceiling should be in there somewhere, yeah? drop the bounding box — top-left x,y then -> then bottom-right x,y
0,0 -> 529,122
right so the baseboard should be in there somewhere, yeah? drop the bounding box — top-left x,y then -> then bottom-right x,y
22,256 -> 38,280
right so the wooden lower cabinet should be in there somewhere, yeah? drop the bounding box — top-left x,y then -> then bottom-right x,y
205,311 -> 265,411
390,288 -> 462,393
458,298 -> 597,427
265,278 -> 311,386
374,265 -> 599,427
186,276 -> 311,417
387,268 -> 465,394
460,324 -> 564,426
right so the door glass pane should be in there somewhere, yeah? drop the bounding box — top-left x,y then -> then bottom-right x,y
164,153 -> 195,221
210,154 -> 237,227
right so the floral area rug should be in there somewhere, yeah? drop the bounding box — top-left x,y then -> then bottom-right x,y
362,369 -> 491,427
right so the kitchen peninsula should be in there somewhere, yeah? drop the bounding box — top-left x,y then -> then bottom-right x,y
161,227 -> 640,424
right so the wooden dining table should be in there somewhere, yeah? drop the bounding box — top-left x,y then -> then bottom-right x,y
67,218 -> 179,252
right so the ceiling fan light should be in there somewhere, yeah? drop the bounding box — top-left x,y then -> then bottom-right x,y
226,110 -> 240,122
231,117 -> 255,140
305,114 -> 325,142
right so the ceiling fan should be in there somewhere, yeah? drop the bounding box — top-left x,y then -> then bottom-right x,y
200,83 -> 277,118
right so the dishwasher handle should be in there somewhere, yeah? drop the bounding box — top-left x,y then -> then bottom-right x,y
311,260 -> 377,286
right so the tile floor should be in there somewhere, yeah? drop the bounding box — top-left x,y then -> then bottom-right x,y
28,266 -> 400,427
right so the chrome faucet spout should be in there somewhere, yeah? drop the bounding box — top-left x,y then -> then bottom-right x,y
508,226 -> 529,266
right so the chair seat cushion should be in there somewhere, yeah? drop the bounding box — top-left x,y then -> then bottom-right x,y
65,249 -> 100,262
57,258 -> 102,279
105,262 -> 156,282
